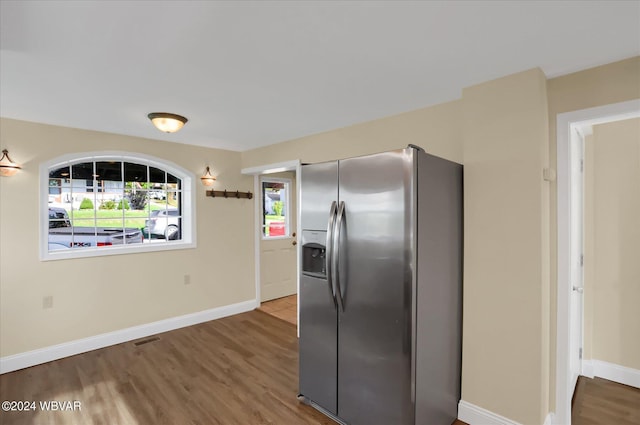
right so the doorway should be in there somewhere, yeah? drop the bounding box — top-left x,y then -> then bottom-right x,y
241,160 -> 302,332
555,99 -> 640,425
258,295 -> 297,325
259,173 -> 297,302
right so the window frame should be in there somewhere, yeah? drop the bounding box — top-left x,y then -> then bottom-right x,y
40,151 -> 196,261
260,177 -> 291,240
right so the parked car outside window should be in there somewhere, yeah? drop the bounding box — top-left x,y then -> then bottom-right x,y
148,190 -> 166,200
48,206 -> 71,228
144,209 -> 180,240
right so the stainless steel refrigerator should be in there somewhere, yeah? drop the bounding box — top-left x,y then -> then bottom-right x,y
298,146 -> 462,425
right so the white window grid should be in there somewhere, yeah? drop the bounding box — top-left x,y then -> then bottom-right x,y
41,152 -> 195,261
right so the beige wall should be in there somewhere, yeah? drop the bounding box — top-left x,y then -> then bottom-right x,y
461,68 -> 550,425
2,55 -> 638,425
546,56 -> 640,410
241,99 -> 462,167
584,118 -> 640,370
241,58 -> 640,424
243,68 -> 551,424
0,118 -> 255,357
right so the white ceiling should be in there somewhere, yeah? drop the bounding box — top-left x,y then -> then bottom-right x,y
1,1 -> 639,152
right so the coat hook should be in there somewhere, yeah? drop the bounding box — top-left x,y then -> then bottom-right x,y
205,189 -> 253,199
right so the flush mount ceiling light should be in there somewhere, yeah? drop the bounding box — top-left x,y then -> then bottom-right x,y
148,112 -> 188,133
0,149 -> 21,177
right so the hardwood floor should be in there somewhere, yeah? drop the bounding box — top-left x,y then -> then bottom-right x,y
572,376 -> 640,425
4,309 -> 634,425
258,294 -> 297,325
0,311 -> 333,425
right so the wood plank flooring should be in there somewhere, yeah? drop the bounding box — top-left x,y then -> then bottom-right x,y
257,295 -> 297,326
572,376 -> 640,425
0,310 -> 334,425
3,308 -> 635,425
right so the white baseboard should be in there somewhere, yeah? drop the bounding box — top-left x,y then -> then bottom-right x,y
458,401 -> 554,425
543,412 -> 554,425
458,400 -> 522,425
0,299 -> 258,374
582,360 -> 595,378
583,359 -> 640,389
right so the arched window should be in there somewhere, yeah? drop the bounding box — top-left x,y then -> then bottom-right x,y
41,152 -> 195,260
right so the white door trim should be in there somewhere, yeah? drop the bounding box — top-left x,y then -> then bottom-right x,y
241,159 -> 302,335
568,125 -> 585,397
555,98 -> 640,425
241,160 -> 301,176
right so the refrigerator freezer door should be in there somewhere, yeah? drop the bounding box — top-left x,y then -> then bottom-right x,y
299,274 -> 338,414
337,149 -> 416,425
300,161 -> 339,231
299,161 -> 339,415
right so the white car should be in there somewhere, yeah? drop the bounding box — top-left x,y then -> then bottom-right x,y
148,190 -> 166,200
144,209 -> 180,240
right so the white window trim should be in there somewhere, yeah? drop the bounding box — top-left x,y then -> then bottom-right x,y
260,176 -> 291,240
40,151 -> 196,261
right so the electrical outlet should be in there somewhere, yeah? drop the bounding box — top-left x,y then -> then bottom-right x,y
43,296 -> 53,309
184,274 -> 191,285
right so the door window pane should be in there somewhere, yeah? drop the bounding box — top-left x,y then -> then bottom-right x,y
262,180 -> 288,238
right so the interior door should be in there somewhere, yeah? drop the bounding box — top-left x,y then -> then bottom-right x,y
569,129 -> 585,394
260,172 -> 297,302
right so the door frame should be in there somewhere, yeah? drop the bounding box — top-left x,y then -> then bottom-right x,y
555,98 -> 639,425
242,160 -> 302,334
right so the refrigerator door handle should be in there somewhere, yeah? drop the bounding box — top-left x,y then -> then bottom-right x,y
334,201 -> 346,312
326,201 -> 338,308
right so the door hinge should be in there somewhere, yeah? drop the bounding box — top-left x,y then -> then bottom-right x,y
579,347 -> 583,359
580,159 -> 584,172
580,254 -> 584,266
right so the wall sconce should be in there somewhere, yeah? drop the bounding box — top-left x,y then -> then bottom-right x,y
201,166 -> 252,199
148,112 -> 188,133
0,149 -> 21,177
200,166 -> 216,186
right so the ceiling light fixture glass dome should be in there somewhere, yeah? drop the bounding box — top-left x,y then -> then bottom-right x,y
148,112 -> 188,133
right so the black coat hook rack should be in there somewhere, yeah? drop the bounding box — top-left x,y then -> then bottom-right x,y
206,189 -> 253,199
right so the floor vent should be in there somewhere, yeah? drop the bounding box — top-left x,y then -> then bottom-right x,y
134,336 -> 160,346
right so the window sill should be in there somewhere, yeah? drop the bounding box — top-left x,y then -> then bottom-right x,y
40,240 -> 196,261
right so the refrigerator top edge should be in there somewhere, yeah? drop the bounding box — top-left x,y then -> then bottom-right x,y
299,146 -> 414,167
300,145 -> 461,168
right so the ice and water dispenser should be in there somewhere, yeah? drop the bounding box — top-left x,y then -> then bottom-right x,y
301,230 -> 327,279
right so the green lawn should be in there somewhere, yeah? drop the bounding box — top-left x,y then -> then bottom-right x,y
70,202 -> 170,228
